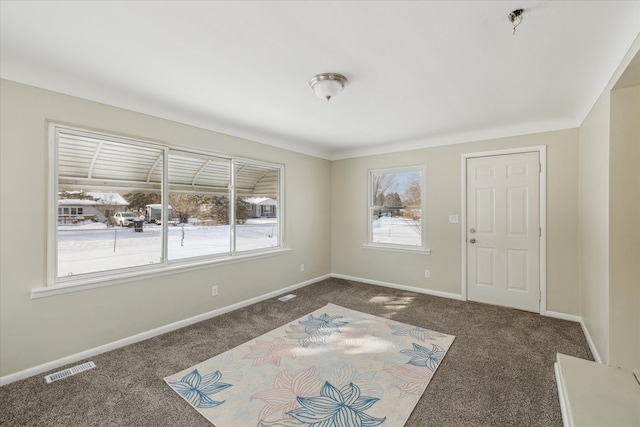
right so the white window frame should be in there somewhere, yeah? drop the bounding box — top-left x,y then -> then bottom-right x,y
40,123 -> 286,298
363,165 -> 429,254
230,157 -> 283,256
166,149 -> 233,263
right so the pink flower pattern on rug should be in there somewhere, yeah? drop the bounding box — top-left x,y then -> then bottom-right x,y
251,366 -> 324,421
242,337 -> 297,367
165,304 -> 455,426
384,364 -> 433,396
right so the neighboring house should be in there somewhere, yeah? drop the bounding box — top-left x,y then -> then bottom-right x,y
244,197 -> 277,218
58,192 -> 129,223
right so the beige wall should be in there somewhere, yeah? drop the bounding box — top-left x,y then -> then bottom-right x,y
577,35 -> 640,367
0,79 -> 332,377
331,130 -> 580,315
577,35 -> 640,368
609,85 -> 640,370
578,91 -> 611,364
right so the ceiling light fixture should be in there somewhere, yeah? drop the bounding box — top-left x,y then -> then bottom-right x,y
309,73 -> 348,101
508,9 -> 524,35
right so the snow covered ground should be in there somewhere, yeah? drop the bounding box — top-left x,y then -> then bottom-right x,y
371,216 -> 421,246
57,218 -> 279,277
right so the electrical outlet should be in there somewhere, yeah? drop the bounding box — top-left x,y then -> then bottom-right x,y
211,285 -> 218,297
424,270 -> 431,279
300,264 -> 305,272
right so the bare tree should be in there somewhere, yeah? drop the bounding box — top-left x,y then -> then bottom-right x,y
93,194 -> 119,227
400,173 -> 422,236
402,173 -> 421,206
122,192 -> 161,212
169,194 -> 198,223
372,174 -> 398,206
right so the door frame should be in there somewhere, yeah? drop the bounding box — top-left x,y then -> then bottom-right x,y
460,145 -> 547,314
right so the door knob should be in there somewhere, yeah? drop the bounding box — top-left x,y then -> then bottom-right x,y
469,238 -> 476,244
470,228 -> 476,233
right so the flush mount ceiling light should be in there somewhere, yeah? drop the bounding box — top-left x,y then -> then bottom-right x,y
309,73 -> 348,101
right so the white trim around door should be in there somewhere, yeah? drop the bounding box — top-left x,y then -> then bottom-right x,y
461,145 -> 547,314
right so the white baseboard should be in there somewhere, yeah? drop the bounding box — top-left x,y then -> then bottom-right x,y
578,318 -> 603,364
544,310 -> 602,363
331,273 -> 466,301
543,310 -> 581,323
545,310 -> 602,364
0,274 -> 330,387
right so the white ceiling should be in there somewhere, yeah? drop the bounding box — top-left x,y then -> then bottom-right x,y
1,1 -> 639,160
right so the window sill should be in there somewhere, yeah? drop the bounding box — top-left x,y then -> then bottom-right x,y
32,247 -> 292,299
361,244 -> 431,255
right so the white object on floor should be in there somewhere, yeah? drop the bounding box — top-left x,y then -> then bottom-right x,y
555,353 -> 640,426
44,361 -> 96,383
278,294 -> 296,301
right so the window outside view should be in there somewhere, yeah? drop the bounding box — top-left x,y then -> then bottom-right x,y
370,167 -> 423,247
234,160 -> 280,252
167,151 -> 232,261
54,127 -> 281,282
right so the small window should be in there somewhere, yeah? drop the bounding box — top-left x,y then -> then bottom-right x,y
368,166 -> 424,248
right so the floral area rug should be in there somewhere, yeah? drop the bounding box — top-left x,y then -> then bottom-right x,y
164,303 -> 455,426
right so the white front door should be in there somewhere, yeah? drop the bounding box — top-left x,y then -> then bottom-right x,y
466,152 -> 540,312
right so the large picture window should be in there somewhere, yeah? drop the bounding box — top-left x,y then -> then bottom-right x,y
50,125 -> 283,286
368,166 -> 424,248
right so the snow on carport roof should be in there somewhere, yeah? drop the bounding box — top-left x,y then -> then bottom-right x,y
57,129 -> 278,197
244,197 -> 276,205
58,192 -> 129,206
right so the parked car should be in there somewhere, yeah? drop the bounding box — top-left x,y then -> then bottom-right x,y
113,212 -> 136,227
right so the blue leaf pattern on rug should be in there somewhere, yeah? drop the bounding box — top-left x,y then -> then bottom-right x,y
164,304 -> 456,425
168,369 -> 232,408
400,343 -> 446,372
299,313 -> 348,337
286,313 -> 350,347
287,381 -> 386,427
388,323 -> 449,341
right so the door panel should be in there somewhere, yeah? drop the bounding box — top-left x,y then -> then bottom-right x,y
476,188 -> 495,233
507,187 -> 528,235
476,247 -> 495,287
507,249 -> 528,291
467,152 -> 540,312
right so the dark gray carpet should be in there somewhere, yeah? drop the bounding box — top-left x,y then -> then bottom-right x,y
0,278 -> 592,426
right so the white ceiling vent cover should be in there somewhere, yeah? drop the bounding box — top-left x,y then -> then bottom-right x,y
44,361 -> 96,384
